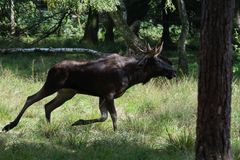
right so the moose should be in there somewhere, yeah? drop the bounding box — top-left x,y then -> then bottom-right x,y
2,43 -> 176,132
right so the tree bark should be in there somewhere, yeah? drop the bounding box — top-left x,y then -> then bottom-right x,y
108,0 -> 147,53
176,0 -> 189,75
10,0 -> 16,35
161,5 -> 174,49
104,15 -> 114,43
130,20 -> 141,36
81,8 -> 99,44
196,0 -> 234,159
236,10 -> 240,30
109,7 -> 146,53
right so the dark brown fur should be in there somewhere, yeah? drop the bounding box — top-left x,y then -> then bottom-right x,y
2,54 -> 176,132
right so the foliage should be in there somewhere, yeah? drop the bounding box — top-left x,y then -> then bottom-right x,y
139,21 -> 163,41
0,0 -> 119,40
0,0 -> 11,36
233,27 -> 240,54
233,27 -> 240,76
45,0 -> 119,12
169,25 -> 182,42
164,0 -> 176,13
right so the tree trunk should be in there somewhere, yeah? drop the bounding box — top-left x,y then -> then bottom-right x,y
10,0 -> 16,35
130,20 -> 141,36
236,10 -> 240,30
176,0 -> 189,75
109,7 -> 146,53
196,0 -> 234,159
161,8 -> 174,49
104,15 -> 114,43
81,8 -> 99,44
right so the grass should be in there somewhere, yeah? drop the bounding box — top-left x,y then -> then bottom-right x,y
0,53 -> 240,160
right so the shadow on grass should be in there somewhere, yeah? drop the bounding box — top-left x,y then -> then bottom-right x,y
0,132 -> 193,160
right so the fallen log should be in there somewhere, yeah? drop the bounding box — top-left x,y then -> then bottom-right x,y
0,48 -> 104,57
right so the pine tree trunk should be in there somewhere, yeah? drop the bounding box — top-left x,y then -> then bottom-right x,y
81,8 -> 99,44
176,0 -> 189,75
196,0 -> 234,159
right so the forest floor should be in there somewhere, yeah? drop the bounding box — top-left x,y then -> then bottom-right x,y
0,51 -> 240,160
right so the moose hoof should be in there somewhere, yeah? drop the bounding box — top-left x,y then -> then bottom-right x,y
2,122 -> 15,132
71,119 -> 86,126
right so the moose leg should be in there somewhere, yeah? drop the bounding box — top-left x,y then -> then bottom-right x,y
2,87 -> 56,132
106,100 -> 117,131
45,89 -> 76,122
71,98 -> 108,126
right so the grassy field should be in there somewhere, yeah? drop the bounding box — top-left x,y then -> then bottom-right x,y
0,53 -> 240,160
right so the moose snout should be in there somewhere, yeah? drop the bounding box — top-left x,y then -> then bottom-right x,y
166,69 -> 177,79
172,70 -> 177,77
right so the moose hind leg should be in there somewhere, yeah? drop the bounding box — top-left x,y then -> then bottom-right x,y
106,100 -> 117,131
2,87 -> 55,132
72,98 -> 108,126
44,89 -> 76,122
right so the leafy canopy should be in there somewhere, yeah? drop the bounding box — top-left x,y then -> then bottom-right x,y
44,0 -> 120,12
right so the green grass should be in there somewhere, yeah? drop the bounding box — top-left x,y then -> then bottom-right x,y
0,53 -> 240,160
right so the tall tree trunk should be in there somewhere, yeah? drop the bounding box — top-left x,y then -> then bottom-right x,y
104,15 -> 114,43
81,8 -> 99,44
10,0 -> 16,35
161,7 -> 174,49
176,0 -> 189,75
196,0 -> 234,159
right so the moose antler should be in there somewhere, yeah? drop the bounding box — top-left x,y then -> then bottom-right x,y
154,41 -> 164,57
142,41 -> 164,56
134,40 -> 164,57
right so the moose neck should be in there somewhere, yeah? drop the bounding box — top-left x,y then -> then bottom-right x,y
127,61 -> 154,87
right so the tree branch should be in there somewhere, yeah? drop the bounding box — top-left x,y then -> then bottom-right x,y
31,11 -> 69,45
108,5 -> 147,53
0,48 -> 105,57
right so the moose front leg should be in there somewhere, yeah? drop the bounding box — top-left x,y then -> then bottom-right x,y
71,98 -> 108,126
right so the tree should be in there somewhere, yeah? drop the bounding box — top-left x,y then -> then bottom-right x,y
81,7 -> 99,44
104,0 -> 150,44
196,0 -> 234,159
160,0 -> 175,48
161,7 -> 174,48
236,1 -> 240,30
176,0 -> 189,75
104,14 -> 114,43
237,10 -> 240,29
109,3 -> 147,53
10,0 -> 16,35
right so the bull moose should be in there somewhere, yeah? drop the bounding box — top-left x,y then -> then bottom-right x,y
2,43 -> 176,132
